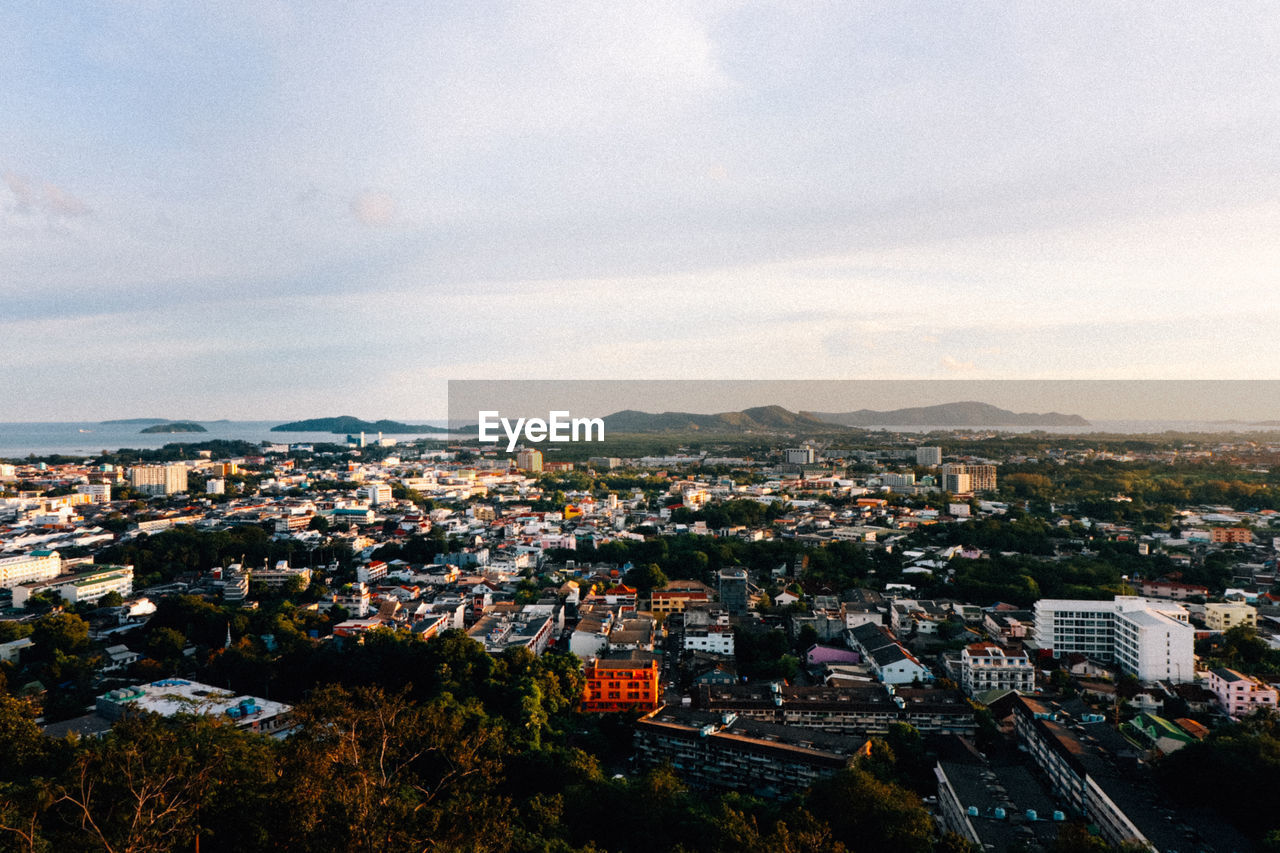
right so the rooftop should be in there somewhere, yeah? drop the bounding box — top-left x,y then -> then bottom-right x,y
98,679 -> 291,723
639,706 -> 867,764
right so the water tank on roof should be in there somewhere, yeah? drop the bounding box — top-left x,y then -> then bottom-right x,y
994,808 -> 1006,820
967,806 -> 979,817
1026,810 -> 1037,821
1053,811 -> 1065,822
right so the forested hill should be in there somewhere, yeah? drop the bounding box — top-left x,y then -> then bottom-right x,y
271,416 -> 447,434
601,405 -> 838,433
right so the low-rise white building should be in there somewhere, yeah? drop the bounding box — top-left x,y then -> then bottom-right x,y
0,550 -> 61,590
96,679 -> 292,735
683,624 -> 735,656
75,483 -> 112,503
11,564 -> 134,609
570,606 -> 616,659
960,641 -> 1035,697
330,582 -> 372,618
251,562 -> 312,590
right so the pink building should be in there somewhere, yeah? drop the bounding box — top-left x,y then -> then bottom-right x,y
1206,667 -> 1278,720
1140,579 -> 1209,600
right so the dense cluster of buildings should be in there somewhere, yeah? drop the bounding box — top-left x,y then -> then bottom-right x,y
5,432 -> 1280,848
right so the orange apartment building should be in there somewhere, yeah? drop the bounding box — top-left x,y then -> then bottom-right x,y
1210,527 -> 1253,545
581,653 -> 661,713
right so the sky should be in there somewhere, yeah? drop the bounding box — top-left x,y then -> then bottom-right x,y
3,2 -> 1279,421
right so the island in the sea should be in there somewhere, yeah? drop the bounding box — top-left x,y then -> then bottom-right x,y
271,416 -> 446,434
139,421 -> 208,434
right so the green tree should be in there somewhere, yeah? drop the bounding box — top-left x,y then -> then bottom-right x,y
0,622 -> 33,643
48,714 -> 277,853
936,832 -> 981,853
0,693 -> 56,853
805,767 -> 934,853
30,613 -> 89,660
280,575 -> 308,599
624,562 -> 668,592
279,684 -> 510,853
147,628 -> 187,669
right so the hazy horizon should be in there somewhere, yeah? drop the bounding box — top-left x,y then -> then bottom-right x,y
7,379 -> 1280,424
442,380 -> 1280,425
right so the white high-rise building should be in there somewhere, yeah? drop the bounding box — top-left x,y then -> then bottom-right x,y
1034,596 -> 1195,683
916,446 -> 942,466
129,463 -> 188,496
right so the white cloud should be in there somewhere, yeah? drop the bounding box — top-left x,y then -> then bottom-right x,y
3,170 -> 91,221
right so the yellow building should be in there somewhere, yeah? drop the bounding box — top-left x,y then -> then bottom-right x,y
649,580 -> 714,614
1204,601 -> 1256,632
516,449 -> 543,473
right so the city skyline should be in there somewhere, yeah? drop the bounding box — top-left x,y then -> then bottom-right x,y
4,4 -> 1279,419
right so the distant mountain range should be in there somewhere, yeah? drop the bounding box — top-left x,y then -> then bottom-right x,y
271,416 -> 448,434
804,401 -> 1089,427
596,402 -> 1089,433
601,406 -> 838,434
